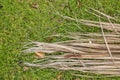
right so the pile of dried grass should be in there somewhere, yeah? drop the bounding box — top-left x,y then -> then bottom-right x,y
22,9 -> 120,77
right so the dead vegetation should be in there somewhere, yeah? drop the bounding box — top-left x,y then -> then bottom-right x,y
22,9 -> 120,77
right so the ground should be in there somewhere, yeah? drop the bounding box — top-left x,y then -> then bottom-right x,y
0,0 -> 120,80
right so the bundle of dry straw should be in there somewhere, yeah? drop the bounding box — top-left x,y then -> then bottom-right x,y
23,9 -> 120,77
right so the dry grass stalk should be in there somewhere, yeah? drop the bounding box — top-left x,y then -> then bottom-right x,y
22,9 -> 120,77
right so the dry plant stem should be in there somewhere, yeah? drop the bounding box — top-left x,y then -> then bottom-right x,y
90,8 -> 116,20
72,73 -> 120,78
99,17 -> 114,62
72,52 -> 86,67
56,13 -> 120,32
107,17 -> 119,34
23,10 -> 120,76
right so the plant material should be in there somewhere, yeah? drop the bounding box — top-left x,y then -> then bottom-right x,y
31,3 -> 38,9
23,66 -> 29,71
35,52 -> 45,58
56,73 -> 63,80
22,9 -> 120,77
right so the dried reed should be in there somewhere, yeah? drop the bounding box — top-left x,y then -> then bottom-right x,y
22,9 -> 120,77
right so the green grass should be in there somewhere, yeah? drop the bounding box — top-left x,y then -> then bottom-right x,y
0,0 -> 120,80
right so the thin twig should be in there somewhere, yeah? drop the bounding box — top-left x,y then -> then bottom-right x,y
99,17 -> 117,67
